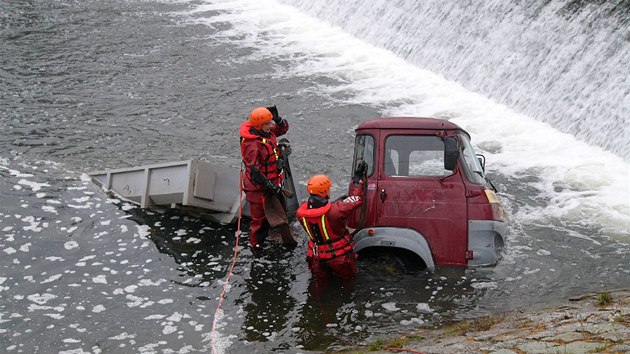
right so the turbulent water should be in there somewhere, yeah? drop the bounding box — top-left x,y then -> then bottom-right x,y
283,0 -> 630,161
1,0 -> 629,353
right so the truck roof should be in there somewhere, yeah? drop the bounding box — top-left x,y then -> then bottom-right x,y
357,117 -> 468,136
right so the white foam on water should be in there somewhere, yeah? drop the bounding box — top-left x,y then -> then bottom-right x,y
415,303 -> 433,313
18,179 -> 50,192
400,317 -> 424,326
27,293 -> 57,305
381,302 -> 400,311
42,205 -> 58,214
471,281 -> 498,290
92,275 -> 107,284
124,285 -> 138,293
67,202 -> 95,209
45,256 -> 65,262
136,225 -> 151,238
41,274 -> 62,284
64,241 -> 79,250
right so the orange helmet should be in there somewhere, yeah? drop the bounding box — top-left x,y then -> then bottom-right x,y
249,107 -> 273,129
307,174 -> 331,198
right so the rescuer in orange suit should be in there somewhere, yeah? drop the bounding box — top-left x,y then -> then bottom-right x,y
239,105 -> 290,248
296,160 -> 368,280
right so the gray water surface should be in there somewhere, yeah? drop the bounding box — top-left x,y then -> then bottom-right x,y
1,1 -> 629,353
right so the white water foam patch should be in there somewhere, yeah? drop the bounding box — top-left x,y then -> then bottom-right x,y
64,241 -> 79,250
27,293 -> 57,305
42,205 -> 58,214
21,216 -> 43,232
41,274 -> 63,284
185,0 -> 630,238
18,179 -> 50,192
416,303 -> 433,313
381,302 -> 400,312
400,317 -> 424,326
136,225 -> 151,238
92,275 -> 107,284
79,173 -> 92,182
471,281 -> 498,290
0,277 -> 8,292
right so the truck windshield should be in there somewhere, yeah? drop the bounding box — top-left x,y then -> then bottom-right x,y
384,135 -> 451,177
460,134 -> 486,185
353,134 -> 375,176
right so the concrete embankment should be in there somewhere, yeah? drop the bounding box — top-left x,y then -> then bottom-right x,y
341,289 -> 630,354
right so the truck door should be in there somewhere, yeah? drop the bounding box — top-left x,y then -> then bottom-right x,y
376,134 -> 468,266
348,132 -> 379,229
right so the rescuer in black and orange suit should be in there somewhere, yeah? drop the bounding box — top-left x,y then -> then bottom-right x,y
240,105 -> 289,248
296,160 -> 368,280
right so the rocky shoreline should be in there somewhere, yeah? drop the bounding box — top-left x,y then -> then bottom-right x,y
340,289 -> 630,354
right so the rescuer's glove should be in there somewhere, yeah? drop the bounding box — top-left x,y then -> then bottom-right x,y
353,160 -> 368,183
334,194 -> 348,202
267,105 -> 283,125
271,184 -> 282,195
264,179 -> 282,195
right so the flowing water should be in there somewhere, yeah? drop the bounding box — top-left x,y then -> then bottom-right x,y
1,0 -> 629,353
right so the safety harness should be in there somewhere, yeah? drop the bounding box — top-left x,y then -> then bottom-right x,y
240,134 -> 283,183
298,203 -> 354,259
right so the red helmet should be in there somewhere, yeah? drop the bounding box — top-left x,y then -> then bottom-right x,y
307,174 -> 331,198
249,107 -> 273,129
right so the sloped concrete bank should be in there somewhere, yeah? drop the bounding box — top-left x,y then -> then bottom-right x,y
341,289 -> 630,354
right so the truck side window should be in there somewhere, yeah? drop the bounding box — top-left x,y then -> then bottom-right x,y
385,135 -> 451,177
353,134 -> 375,176
384,149 -> 398,175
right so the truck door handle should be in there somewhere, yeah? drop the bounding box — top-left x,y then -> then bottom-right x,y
380,189 -> 386,202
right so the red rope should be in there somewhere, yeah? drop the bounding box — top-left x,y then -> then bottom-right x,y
210,167 -> 244,354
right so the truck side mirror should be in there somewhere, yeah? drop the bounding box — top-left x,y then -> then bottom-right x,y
444,136 -> 459,171
476,154 -> 486,172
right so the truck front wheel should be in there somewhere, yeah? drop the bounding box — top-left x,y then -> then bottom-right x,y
358,247 -> 428,274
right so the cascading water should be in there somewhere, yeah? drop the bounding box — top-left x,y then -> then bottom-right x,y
279,0 -> 630,161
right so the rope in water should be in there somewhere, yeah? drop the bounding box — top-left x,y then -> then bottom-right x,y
210,167 -> 244,354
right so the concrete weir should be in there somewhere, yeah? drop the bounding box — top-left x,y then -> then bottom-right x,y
349,289 -> 630,354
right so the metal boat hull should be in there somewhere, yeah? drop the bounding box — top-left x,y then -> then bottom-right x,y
89,158 -> 303,225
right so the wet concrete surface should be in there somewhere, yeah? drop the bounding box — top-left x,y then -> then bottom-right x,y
341,289 -> 630,354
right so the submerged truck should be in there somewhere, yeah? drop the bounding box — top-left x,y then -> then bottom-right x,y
348,117 -> 507,270
88,116 -> 506,270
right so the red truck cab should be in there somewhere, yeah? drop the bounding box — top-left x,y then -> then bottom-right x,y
349,117 -> 506,270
